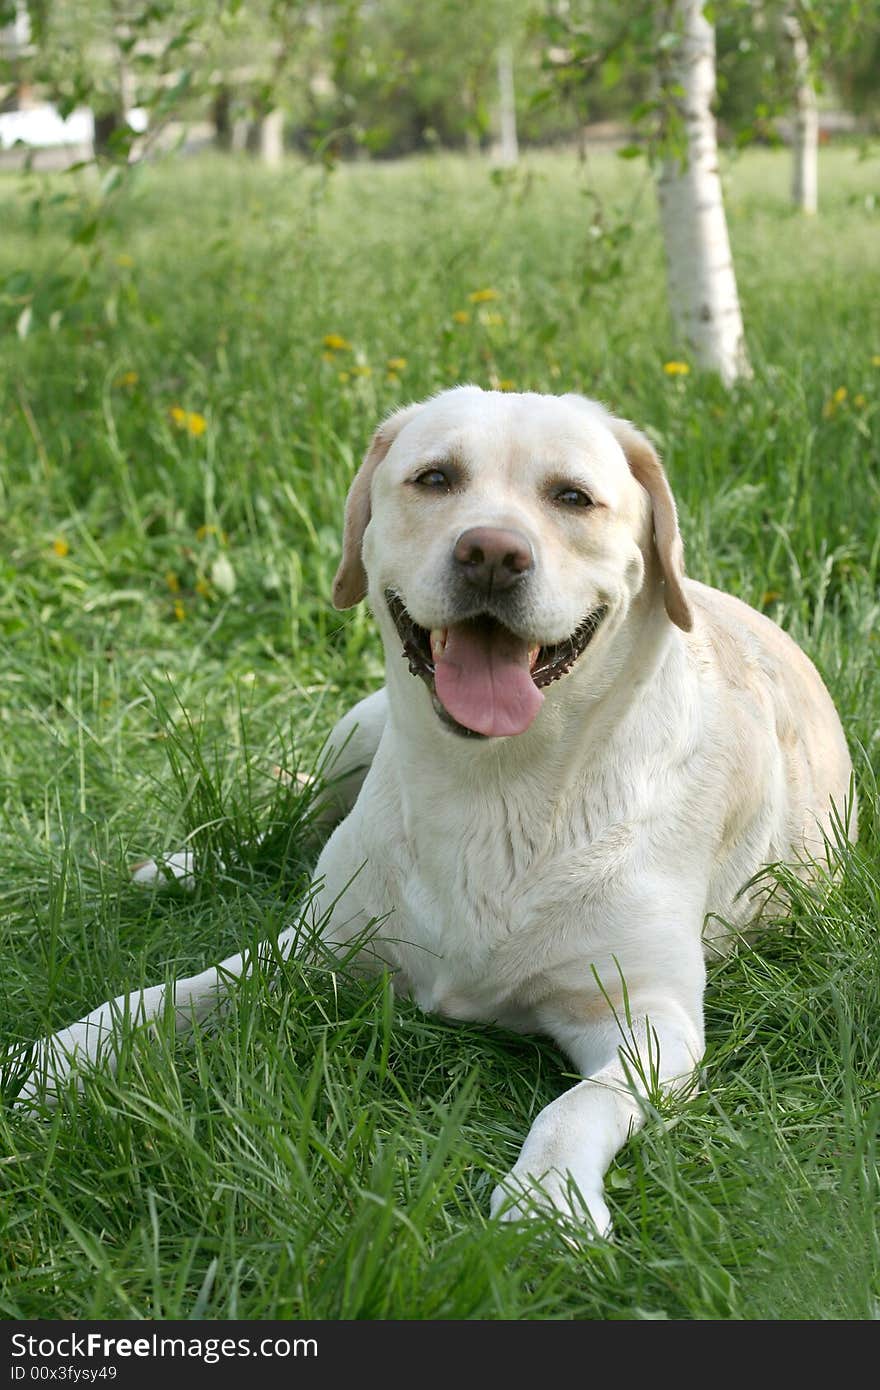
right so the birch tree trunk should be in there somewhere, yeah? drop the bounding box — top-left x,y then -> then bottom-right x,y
0,0 -> 31,109
92,23 -> 137,158
258,108 -> 284,167
0,2 -> 30,55
213,86 -> 233,151
495,42 -> 519,167
783,6 -> 818,214
656,1 -> 750,385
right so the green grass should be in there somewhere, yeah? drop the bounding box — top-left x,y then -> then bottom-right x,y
0,145 -> 878,1320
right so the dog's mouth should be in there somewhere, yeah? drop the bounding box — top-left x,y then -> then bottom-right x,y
385,591 -> 608,739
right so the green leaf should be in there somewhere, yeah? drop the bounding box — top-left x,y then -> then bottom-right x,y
600,53 -> 623,91
72,219 -> 99,247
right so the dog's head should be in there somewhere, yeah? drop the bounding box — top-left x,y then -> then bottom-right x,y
333,386 -> 692,740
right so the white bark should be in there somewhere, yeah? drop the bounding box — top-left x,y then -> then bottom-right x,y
495,42 -> 519,167
656,1 -> 750,386
0,3 -> 30,55
783,7 -> 818,215
258,108 -> 284,167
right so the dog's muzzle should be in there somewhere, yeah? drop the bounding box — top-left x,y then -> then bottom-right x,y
385,591 -> 608,740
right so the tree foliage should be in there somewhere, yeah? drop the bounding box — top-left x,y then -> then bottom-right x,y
3,0 -> 877,163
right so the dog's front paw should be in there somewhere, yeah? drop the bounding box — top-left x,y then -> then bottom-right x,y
490,1167 -> 612,1238
12,984 -> 168,1108
14,1019 -> 104,1107
131,850 -> 195,890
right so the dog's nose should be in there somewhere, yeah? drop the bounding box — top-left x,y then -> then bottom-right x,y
453,527 -> 534,592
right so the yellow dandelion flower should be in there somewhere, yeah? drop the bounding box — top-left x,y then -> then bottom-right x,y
338,371 -> 350,384
51,538 -> 69,558
173,600 -> 185,622
165,571 -> 180,593
497,379 -> 516,392
663,361 -> 690,376
323,333 -> 352,352
854,393 -> 867,409
452,310 -> 471,325
196,524 -> 218,541
115,254 -> 134,268
833,386 -> 848,404
195,578 -> 211,597
322,351 -> 336,364
871,355 -> 880,367
351,364 -> 372,377
115,370 -> 139,388
469,288 -> 501,303
761,590 -> 781,606
386,371 -> 400,385
387,357 -> 407,371
170,406 -> 206,436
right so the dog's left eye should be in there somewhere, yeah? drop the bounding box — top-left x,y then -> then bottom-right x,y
414,468 -> 451,490
554,486 -> 594,508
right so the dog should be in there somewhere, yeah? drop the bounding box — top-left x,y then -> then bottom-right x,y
18,386 -> 856,1236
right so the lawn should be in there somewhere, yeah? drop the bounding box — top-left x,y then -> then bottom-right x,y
0,145 -> 878,1320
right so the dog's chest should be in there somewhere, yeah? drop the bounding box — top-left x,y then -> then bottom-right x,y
366,783 -> 640,1023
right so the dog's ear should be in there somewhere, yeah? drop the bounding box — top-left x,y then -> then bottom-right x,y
332,402 -> 423,610
607,416 -> 693,633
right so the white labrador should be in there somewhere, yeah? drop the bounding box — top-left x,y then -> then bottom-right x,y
18,387 -> 855,1236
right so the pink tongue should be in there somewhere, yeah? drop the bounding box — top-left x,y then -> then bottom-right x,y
434,623 -> 544,737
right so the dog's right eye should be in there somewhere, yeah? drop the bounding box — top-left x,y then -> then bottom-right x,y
554,486 -> 594,509
413,468 -> 451,490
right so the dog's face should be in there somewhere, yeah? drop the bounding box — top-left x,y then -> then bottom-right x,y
334,387 -> 691,739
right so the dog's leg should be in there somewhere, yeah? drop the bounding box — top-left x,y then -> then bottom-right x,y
310,688 -> 388,826
490,994 -> 704,1237
14,922 -> 306,1105
17,695 -> 391,1104
130,689 -> 389,889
